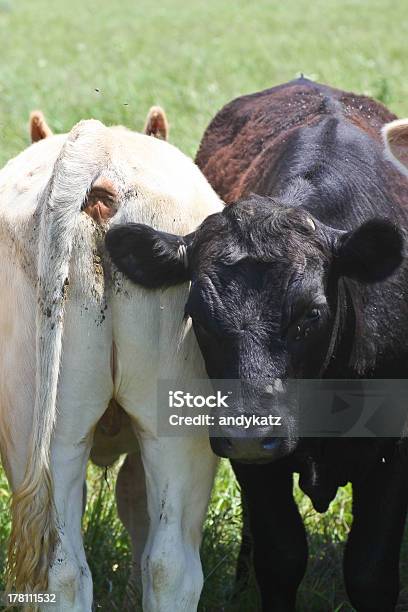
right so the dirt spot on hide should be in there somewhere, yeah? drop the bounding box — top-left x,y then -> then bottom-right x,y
86,219 -> 108,305
151,559 -> 168,592
339,92 -> 397,141
93,251 -> 104,283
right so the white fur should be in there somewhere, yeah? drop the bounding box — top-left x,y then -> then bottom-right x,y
0,122 -> 222,610
382,118 -> 408,178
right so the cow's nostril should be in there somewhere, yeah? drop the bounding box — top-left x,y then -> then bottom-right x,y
262,437 -> 279,451
223,437 -> 233,450
210,436 -> 235,459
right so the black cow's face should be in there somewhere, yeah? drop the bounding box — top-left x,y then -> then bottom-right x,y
106,196 -> 404,462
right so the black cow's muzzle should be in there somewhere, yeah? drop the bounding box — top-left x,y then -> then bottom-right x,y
208,378 -> 299,462
210,434 -> 284,463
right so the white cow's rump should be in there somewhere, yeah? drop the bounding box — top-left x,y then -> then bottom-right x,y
0,114 -> 221,610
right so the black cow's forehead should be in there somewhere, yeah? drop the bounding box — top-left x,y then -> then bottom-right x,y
187,238 -> 329,337
191,195 -> 330,268
186,196 -> 332,335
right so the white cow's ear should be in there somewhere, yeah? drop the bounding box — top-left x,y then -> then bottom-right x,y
144,106 -> 169,140
106,223 -> 193,289
29,110 -> 53,142
382,119 -> 408,177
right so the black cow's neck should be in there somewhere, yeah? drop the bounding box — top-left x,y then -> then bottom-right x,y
321,276 -> 358,378
257,113 -> 400,230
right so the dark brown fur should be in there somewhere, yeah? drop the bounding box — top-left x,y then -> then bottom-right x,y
196,77 -> 405,205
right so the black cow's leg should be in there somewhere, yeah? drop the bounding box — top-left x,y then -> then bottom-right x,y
234,493 -> 253,594
344,452 -> 408,612
232,461 -> 308,612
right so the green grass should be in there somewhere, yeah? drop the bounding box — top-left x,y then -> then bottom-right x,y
1,0 -> 408,610
1,0 -> 408,166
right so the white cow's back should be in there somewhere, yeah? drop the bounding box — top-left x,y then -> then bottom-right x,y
0,126 -> 222,421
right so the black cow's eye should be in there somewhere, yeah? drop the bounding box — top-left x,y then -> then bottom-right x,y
293,307 -> 321,342
307,308 -> 320,321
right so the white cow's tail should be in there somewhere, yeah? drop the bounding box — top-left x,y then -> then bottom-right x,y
7,120 -> 108,593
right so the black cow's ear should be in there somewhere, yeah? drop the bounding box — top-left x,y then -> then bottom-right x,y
334,219 -> 404,283
105,223 -> 193,288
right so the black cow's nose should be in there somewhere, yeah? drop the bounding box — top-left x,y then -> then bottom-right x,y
210,435 -> 283,463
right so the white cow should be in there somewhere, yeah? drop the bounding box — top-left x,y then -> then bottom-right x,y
383,118 -> 408,177
28,110 -> 186,606
0,109 -> 222,611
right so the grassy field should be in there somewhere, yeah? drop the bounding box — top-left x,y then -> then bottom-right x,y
1,0 -> 408,610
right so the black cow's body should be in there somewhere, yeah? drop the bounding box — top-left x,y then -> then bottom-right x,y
106,79 -> 408,611
194,79 -> 408,611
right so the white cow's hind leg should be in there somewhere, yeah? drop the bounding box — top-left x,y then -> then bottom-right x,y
116,451 -> 149,608
138,435 -> 217,612
45,300 -> 113,611
48,437 -> 94,611
47,393 -> 112,612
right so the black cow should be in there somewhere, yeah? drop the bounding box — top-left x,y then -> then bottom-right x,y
106,79 -> 408,611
